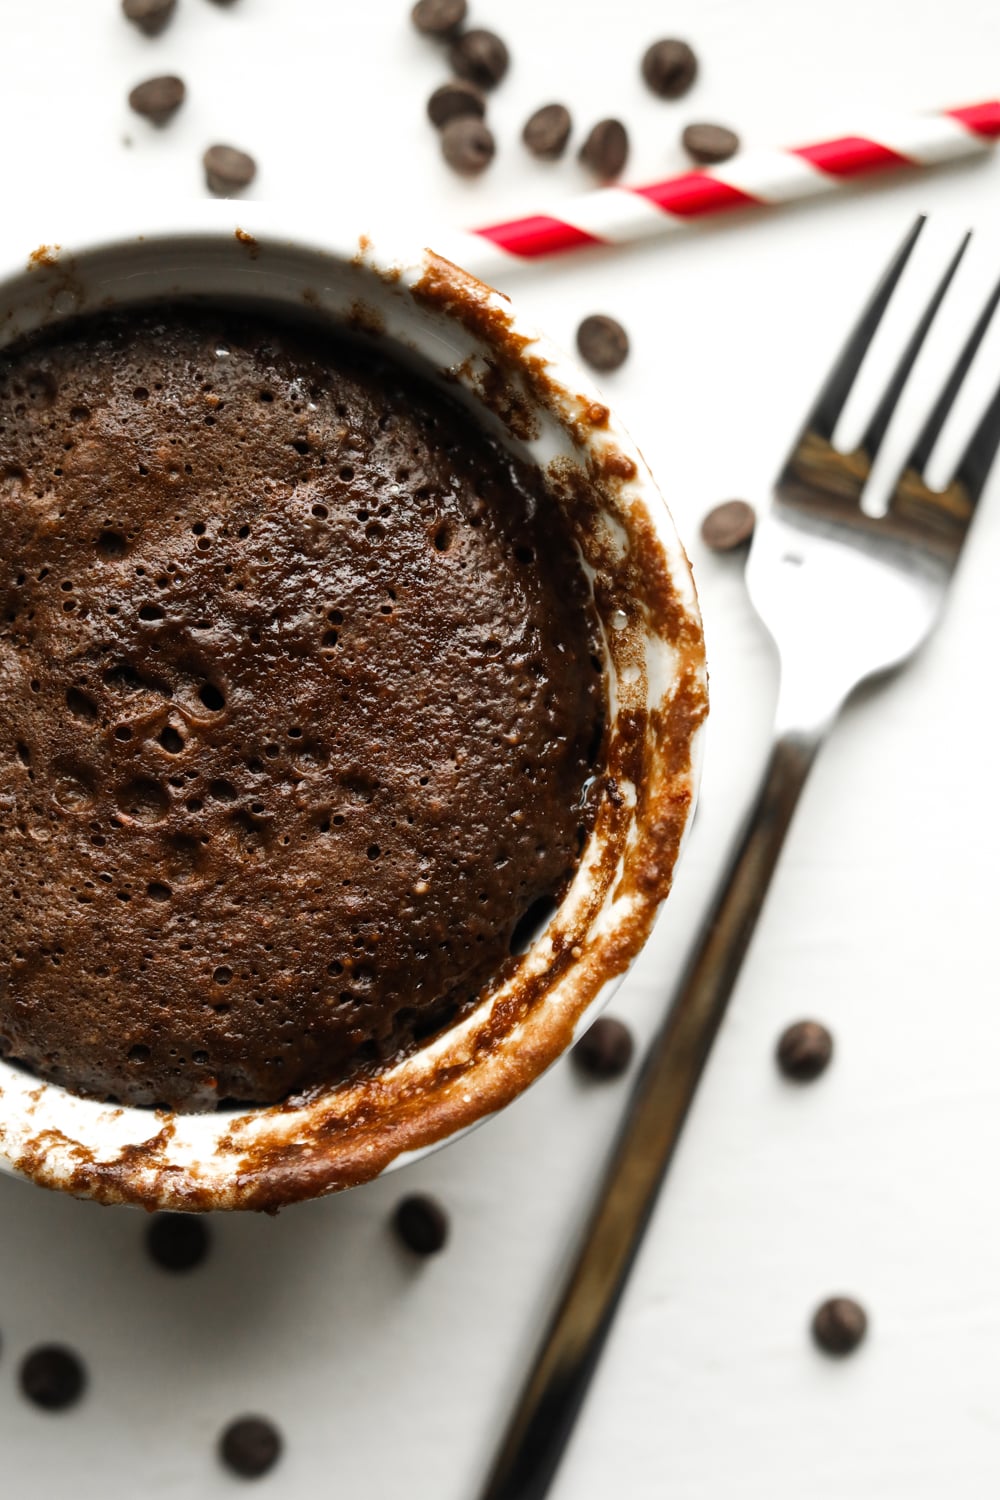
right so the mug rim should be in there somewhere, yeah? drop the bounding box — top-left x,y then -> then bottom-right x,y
0,205 -> 707,1210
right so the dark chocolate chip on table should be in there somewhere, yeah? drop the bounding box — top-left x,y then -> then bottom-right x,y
147,1211 -> 211,1271
128,74 -> 186,126
393,1193 -> 450,1255
121,0 -> 177,35
578,118 -> 629,180
411,0 -> 467,37
573,1016 -> 635,1079
449,28 -> 510,89
427,79 -> 486,129
682,122 -> 740,164
20,1346 -> 87,1411
700,499 -> 756,551
776,1020 -> 833,1082
203,144 -> 257,197
641,38 -> 698,99
576,314 -> 630,373
440,117 -> 496,175
523,103 -> 572,160
812,1296 -> 868,1356
219,1416 -> 283,1479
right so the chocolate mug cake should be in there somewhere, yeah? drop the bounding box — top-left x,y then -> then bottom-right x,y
0,305 -> 604,1112
0,225 -> 704,1212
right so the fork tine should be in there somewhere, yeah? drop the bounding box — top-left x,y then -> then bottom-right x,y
859,233 -> 971,461
803,215 -> 926,443
907,268 -> 1000,477
951,368 -> 1000,506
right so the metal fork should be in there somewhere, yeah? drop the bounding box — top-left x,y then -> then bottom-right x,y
478,216 -> 1000,1500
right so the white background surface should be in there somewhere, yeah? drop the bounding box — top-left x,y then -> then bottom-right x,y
2,1 -> 1000,1496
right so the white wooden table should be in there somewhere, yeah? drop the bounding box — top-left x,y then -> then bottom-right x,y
1,1 -> 999,1494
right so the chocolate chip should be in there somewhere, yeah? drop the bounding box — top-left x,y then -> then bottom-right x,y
128,75 -> 186,126
776,1020 -> 834,1082
578,118 -> 629,180
700,499 -> 755,551
122,0 -> 177,34
219,1417 -> 283,1478
393,1193 -> 449,1255
576,315 -> 630,374
641,38 -> 698,99
427,79 -> 485,129
812,1297 -> 868,1356
449,29 -> 510,90
573,1016 -> 634,1078
522,103 -> 572,161
146,1212 -> 211,1271
203,144 -> 257,197
682,122 -> 740,164
440,117 -> 495,175
411,0 -> 467,37
20,1346 -> 87,1411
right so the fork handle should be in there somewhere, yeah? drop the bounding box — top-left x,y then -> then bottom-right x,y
478,728 -> 823,1500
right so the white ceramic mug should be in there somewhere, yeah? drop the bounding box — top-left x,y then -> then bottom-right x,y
0,204 -> 706,1210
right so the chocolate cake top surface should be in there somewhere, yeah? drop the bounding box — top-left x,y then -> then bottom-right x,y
0,305 -> 604,1110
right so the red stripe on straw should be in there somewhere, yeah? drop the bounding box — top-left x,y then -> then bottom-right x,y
475,214 -> 603,259
467,104 -> 1000,266
634,172 -> 759,217
946,99 -> 1000,138
792,135 -> 912,176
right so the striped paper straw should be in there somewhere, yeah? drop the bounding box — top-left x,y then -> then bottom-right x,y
439,101 -> 1000,282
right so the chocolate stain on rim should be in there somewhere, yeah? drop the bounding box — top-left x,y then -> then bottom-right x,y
20,244 -> 88,326
2,243 -> 706,1211
353,234 -> 402,283
346,300 -> 386,337
28,246 -> 61,270
233,228 -> 259,259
